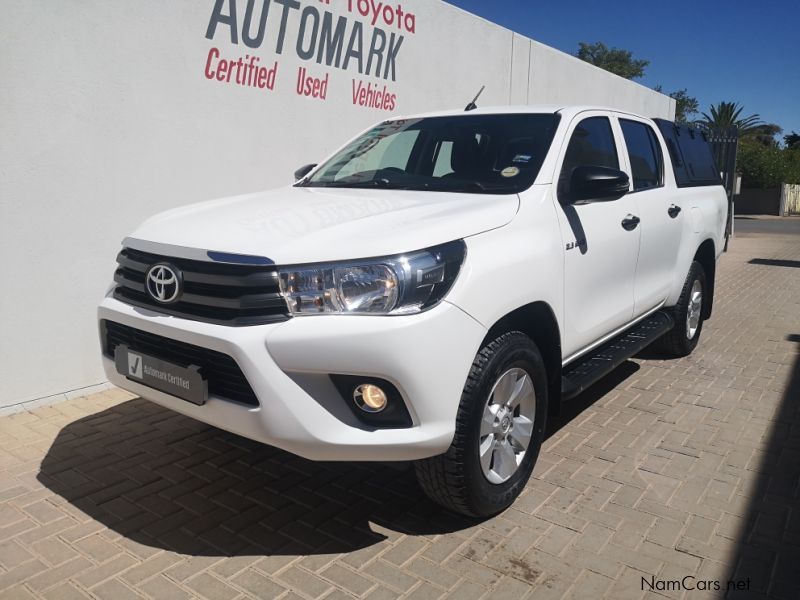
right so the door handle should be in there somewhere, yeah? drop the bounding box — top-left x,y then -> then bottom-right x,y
621,214 -> 640,231
668,204 -> 682,218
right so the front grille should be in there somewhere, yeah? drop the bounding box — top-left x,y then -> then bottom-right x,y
113,248 -> 290,326
102,320 -> 259,406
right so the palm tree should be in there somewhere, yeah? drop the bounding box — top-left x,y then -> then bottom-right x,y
698,101 -> 763,135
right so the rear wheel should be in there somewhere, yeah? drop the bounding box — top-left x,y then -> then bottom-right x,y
655,261 -> 706,357
414,332 -> 548,518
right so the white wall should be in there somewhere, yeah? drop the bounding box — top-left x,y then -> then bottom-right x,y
0,0 -> 674,407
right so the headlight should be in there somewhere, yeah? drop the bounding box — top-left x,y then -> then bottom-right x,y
278,240 -> 466,315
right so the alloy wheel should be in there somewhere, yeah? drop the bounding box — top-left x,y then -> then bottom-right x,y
479,368 -> 536,484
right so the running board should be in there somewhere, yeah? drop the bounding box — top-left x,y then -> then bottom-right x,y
561,311 -> 674,401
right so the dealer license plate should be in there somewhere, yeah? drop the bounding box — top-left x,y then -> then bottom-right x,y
114,344 -> 207,406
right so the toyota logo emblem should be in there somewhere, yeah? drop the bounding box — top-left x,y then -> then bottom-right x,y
145,264 -> 182,304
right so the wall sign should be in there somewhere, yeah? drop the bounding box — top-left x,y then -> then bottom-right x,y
203,0 -> 413,110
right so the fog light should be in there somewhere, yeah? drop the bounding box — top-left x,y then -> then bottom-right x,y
353,384 -> 388,412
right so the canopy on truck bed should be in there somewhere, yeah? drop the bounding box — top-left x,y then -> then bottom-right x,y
653,119 -> 721,188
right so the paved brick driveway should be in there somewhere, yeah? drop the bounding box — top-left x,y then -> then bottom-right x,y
1,227 -> 798,600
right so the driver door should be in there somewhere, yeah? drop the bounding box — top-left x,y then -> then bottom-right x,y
553,113 -> 641,360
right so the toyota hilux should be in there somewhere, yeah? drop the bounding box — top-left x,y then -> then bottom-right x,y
98,106 -> 727,517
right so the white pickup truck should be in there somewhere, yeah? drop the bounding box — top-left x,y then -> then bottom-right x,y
98,106 -> 727,517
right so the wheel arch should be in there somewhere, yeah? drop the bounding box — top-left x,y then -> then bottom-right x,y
694,239 -> 716,320
482,301 -> 562,416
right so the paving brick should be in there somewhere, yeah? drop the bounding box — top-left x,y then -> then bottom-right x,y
0,586 -> 38,600
0,559 -> 47,592
165,557 -> 224,583
25,556 -> 93,592
0,506 -> 24,529
534,523 -> 577,556
321,563 -> 374,595
185,573 -> 239,600
40,582 -> 93,600
448,553 -> 504,588
406,557 -> 461,590
120,552 -> 182,586
29,538 -> 78,567
404,581 -> 445,600
92,578 -> 143,600
72,534 -> 120,563
566,569 -> 614,599
275,565 -> 332,598
231,567 -> 287,598
382,536 -> 428,566
21,501 -> 63,525
0,541 -> 34,569
16,517 -> 76,545
365,586 -> 401,600
363,559 -> 419,594
138,575 -> 193,600
75,553 -> 139,588
442,579 -> 486,600
604,566 -> 647,600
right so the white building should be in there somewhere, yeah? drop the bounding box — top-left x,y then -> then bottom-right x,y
0,0 -> 674,409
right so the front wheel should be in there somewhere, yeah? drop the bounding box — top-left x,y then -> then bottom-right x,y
414,332 -> 548,518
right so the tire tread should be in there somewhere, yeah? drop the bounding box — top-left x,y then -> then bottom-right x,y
414,331 -> 531,517
654,261 -> 706,357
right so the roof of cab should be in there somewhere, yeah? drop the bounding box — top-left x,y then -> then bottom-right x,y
395,104 -> 657,122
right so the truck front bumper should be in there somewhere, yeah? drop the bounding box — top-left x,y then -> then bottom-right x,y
98,297 -> 486,461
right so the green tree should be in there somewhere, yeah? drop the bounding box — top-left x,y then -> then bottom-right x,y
699,101 -> 763,135
736,138 -> 786,188
785,149 -> 800,184
749,123 -> 783,147
654,87 -> 699,123
576,42 -> 649,80
784,131 -> 800,150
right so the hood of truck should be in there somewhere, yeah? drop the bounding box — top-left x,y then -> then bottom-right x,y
125,186 -> 520,264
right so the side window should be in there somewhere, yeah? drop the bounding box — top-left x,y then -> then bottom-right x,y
559,117 -> 619,195
620,119 -> 663,191
561,117 -> 619,172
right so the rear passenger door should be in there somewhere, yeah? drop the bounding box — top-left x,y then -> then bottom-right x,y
617,116 -> 683,315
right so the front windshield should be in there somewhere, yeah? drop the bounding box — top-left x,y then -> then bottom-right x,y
302,113 -> 561,194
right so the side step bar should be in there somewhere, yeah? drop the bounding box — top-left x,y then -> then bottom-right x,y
561,311 -> 674,401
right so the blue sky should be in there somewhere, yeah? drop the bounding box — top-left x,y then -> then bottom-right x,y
446,0 -> 799,141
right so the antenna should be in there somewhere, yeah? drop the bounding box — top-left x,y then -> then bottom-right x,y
464,85 -> 485,112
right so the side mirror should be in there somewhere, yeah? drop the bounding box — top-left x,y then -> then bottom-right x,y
568,166 -> 629,203
294,163 -> 317,181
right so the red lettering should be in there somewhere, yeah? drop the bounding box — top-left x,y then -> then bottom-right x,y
370,0 -> 383,25
347,0 -> 416,33
351,78 -> 398,111
256,67 -> 268,88
203,48 -> 277,92
205,47 -> 219,79
297,67 -> 328,100
217,59 -> 229,82
405,13 -> 415,33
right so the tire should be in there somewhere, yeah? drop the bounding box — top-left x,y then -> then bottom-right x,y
654,260 -> 707,357
414,331 -> 548,518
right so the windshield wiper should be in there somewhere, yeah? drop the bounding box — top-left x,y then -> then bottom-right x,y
445,181 -> 486,193
444,181 -> 519,194
312,178 -> 397,189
